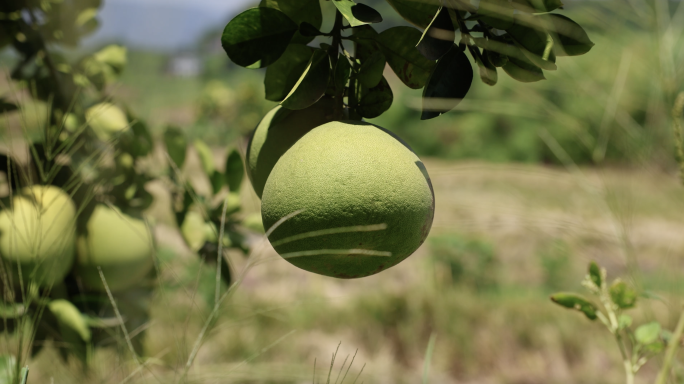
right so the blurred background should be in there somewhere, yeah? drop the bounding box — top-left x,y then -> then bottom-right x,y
2,0 -> 684,383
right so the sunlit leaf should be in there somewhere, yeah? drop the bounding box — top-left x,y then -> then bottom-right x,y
635,322 -> 661,345
194,139 -> 215,176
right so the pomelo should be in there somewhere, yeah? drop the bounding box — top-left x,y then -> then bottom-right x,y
85,103 -> 129,141
246,97 -> 340,198
75,205 -> 154,292
0,185 -> 76,287
261,121 -> 435,278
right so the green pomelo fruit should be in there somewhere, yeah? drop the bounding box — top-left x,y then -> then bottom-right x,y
76,205 -> 154,292
0,186 -> 76,287
261,121 -> 435,279
246,97 -> 340,199
85,103 -> 129,141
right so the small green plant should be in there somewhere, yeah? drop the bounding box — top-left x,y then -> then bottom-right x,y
551,261 -> 684,384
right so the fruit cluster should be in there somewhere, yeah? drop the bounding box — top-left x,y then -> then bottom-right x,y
247,98 -> 435,278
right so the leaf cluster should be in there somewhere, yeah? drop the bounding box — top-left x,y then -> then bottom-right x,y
221,0 -> 594,121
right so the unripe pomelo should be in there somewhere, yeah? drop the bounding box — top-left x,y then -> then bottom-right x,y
0,185 -> 76,287
76,205 -> 154,292
261,121 -> 435,278
246,97 -> 339,198
85,103 -> 129,141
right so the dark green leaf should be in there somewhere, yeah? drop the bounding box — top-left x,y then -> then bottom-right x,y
210,171 -> 225,195
473,36 -> 529,63
478,0 -> 514,29
421,46 -> 473,120
225,148 -> 244,193
352,3 -> 383,23
376,27 -> 436,89
588,261 -> 602,288
0,99 -> 18,113
529,0 -> 563,12
126,111 -> 153,157
507,19 -> 556,70
484,49 -> 508,67
417,6 -> 455,61
281,49 -> 331,110
543,14 -> 594,56
261,0 -> 323,44
221,7 -> 298,68
163,126 -> 187,169
335,55 -> 352,91
476,49 -> 498,86
635,322 -> 661,345
332,0 -> 368,27
550,292 -> 598,320
357,76 -> 393,118
358,51 -> 386,88
299,22 -> 322,37
610,279 -> 637,309
384,0 -> 440,29
502,56 -> 545,82
352,25 -> 380,63
264,44 -> 315,102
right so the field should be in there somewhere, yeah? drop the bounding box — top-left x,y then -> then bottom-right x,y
14,157 -> 683,384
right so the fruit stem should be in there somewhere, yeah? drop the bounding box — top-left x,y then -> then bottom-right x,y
330,10 -> 345,121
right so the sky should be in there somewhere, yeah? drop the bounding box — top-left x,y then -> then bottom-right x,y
84,0 -> 258,51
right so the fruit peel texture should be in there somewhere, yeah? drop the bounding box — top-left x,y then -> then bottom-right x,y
0,186 -> 76,287
76,205 -> 154,292
247,97 -> 337,199
261,121 -> 435,278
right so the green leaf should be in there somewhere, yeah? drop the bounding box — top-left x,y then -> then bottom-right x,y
93,44 -> 127,74
181,211 -> 208,252
478,0 -> 515,29
421,46 -> 473,120
221,7 -> 298,68
550,292 -> 598,320
484,49 -> 508,67
264,44 -> 315,102
194,139 -> 215,176
0,302 -> 25,319
281,49 -> 331,110
588,261 -> 602,288
260,0 -> 323,44
357,76 -> 393,118
644,340 -> 665,354
225,148 -> 244,193
331,0 -> 370,27
358,51 -> 386,88
376,27 -> 436,89
352,3 -> 383,23
502,56 -> 545,82
210,171 -> 224,194
352,25 -> 380,63
476,49 -> 498,86
609,279 -> 637,309
635,322 -> 661,345
384,0 -> 440,29
299,22 -> 322,37
507,19 -> 556,70
543,14 -> 594,56
530,0 -> 563,12
164,126 -> 187,169
416,6 -> 455,61
335,55 -> 353,91
48,300 -> 91,342
618,314 -> 633,330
